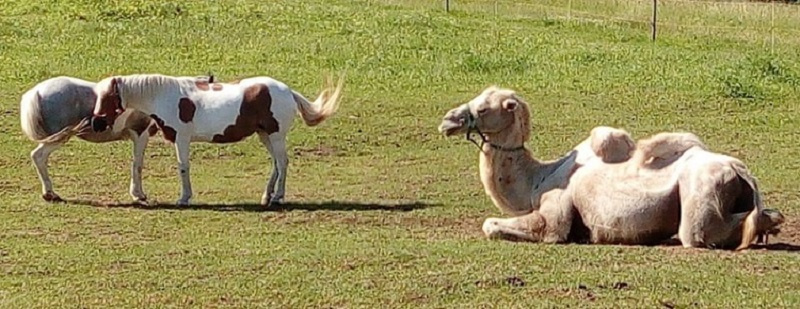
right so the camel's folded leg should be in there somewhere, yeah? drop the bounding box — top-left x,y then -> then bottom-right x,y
483,212 -> 546,242
483,209 -> 575,243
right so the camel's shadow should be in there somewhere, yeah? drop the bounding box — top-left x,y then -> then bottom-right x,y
655,238 -> 800,253
64,198 -> 436,213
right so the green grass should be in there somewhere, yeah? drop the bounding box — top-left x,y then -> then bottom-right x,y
2,0 -> 800,307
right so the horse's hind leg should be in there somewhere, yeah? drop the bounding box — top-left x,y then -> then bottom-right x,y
258,132 -> 288,206
257,132 -> 278,205
31,142 -> 65,202
128,130 -> 149,204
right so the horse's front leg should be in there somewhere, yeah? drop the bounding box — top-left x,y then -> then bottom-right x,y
128,130 -> 149,204
174,134 -> 193,206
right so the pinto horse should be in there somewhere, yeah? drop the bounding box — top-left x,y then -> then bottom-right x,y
20,75 -> 214,203
90,74 -> 343,206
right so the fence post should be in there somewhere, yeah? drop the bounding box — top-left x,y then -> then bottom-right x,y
446,0 -> 450,12
770,0 -> 775,55
651,0 -> 658,41
566,0 -> 572,21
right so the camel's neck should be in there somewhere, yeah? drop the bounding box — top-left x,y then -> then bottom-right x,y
478,116 -> 578,216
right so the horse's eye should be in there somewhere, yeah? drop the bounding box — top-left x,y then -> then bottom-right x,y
477,108 -> 488,115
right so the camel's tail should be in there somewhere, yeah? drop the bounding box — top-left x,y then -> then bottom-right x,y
291,74 -> 344,127
731,162 -> 770,251
20,90 -> 88,144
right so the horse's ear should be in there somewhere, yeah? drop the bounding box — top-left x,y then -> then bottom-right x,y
503,98 -> 518,111
109,78 -> 119,94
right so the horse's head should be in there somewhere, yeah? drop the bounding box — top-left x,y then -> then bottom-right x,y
438,86 -> 530,150
91,77 -> 124,132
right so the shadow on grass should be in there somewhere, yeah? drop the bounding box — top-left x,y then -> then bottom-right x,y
750,243 -> 800,252
501,237 -> 800,253
657,238 -> 800,252
646,239 -> 800,253
63,198 -> 437,212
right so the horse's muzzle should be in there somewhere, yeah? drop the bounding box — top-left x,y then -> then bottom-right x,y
91,116 -> 108,132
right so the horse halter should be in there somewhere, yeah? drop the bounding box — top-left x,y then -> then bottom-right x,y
464,111 -> 526,152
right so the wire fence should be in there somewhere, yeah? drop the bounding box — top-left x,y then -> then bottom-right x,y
381,0 -> 800,53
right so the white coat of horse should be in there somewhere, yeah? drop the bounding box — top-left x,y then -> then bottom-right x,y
90,74 -> 343,206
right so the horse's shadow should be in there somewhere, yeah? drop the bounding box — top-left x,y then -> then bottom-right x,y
63,198 -> 436,212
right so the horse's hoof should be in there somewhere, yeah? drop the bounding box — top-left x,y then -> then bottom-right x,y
267,198 -> 284,208
42,192 -> 64,203
134,198 -> 149,206
176,200 -> 190,206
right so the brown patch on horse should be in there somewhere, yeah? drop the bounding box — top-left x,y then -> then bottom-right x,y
95,78 -> 123,123
128,118 -> 151,136
211,84 -> 279,143
195,81 -> 210,91
147,124 -> 159,136
211,83 -> 223,91
150,115 -> 177,143
178,98 -> 196,123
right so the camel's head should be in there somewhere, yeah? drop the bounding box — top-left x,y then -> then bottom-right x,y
438,86 -> 528,138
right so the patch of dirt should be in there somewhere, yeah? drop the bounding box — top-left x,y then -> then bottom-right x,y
293,145 -> 338,157
262,211 -> 487,239
652,214 -> 800,254
505,276 -> 526,287
473,276 -> 526,288
768,215 -> 800,246
540,285 -> 598,302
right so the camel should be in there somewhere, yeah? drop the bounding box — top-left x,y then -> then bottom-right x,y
438,86 -> 785,250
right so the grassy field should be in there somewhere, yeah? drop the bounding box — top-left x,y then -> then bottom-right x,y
2,0 -> 800,307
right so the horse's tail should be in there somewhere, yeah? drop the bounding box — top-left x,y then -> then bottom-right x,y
19,89 -> 88,144
291,75 -> 344,127
731,161 -> 767,251
20,89 -> 50,141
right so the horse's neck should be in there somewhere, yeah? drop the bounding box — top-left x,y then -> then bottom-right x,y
120,76 -> 181,114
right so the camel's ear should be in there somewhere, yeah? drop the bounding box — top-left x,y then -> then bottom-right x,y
503,99 -> 518,112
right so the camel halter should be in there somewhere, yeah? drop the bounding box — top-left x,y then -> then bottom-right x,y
465,112 -> 526,152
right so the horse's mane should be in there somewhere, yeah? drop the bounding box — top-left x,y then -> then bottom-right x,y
116,74 -> 182,101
